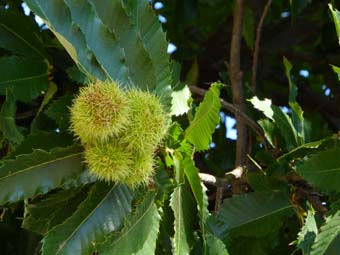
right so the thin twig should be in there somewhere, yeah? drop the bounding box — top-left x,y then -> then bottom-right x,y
251,0 -> 272,94
189,86 -> 269,149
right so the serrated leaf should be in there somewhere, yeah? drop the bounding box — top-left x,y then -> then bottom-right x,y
0,145 -> 89,204
249,96 -> 274,120
329,4 -> 340,44
96,191 -> 160,255
284,57 -> 304,144
0,90 -> 24,144
42,183 -> 133,255
25,0 -> 173,101
297,210 -> 318,255
310,203 -> 340,255
0,8 -> 47,58
296,147 -> 340,192
170,186 -> 196,255
250,96 -> 299,150
63,0 -> 128,82
258,119 -> 275,148
183,155 -> 210,223
8,131 -> 74,158
209,191 -> 293,239
185,82 -> 223,151
0,56 -> 49,102
170,151 -> 196,255
206,233 -> 229,255
22,187 -> 88,235
25,0 -> 107,80
277,135 -> 334,162
45,95 -> 73,130
331,65 -> 340,82
171,84 -> 191,116
182,150 -> 210,253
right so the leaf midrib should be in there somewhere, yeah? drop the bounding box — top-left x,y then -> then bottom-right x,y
0,73 -> 48,85
223,204 -> 292,230
0,23 -> 46,59
56,185 -> 116,254
0,152 -> 82,181
110,195 -> 155,249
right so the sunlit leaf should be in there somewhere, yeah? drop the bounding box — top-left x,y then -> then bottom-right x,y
310,202 -> 340,255
185,82 -> 223,151
297,210 -> 318,255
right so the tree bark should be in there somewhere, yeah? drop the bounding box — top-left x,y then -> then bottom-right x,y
229,0 -> 247,167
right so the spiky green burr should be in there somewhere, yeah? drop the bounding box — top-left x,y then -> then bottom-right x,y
70,80 -> 170,188
123,89 -> 170,152
70,81 -> 129,144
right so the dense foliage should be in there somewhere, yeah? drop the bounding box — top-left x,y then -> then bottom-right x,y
0,0 -> 340,254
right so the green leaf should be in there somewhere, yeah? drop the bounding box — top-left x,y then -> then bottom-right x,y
277,135 -> 335,162
283,57 -> 296,103
36,82 -> 58,115
25,0 -> 108,80
170,152 -> 196,255
331,65 -> 340,82
0,56 -> 49,102
184,59 -> 199,86
62,0 -> 128,82
22,187 -> 88,235
249,96 -> 274,120
182,150 -> 210,252
283,57 -> 304,144
0,8 -> 47,58
170,186 -> 196,255
250,96 -> 298,150
310,203 -> 340,255
25,0 -> 173,98
96,191 -> 160,255
171,84 -> 191,116
0,90 -> 24,144
45,95 -> 73,130
209,191 -> 293,239
329,4 -> 340,44
66,66 -> 89,84
206,233 -> 229,255
0,145 -> 90,204
185,82 -> 223,151
258,119 -> 275,148
8,131 -> 74,158
42,183 -> 133,255
296,147 -> 340,192
297,210 -> 318,255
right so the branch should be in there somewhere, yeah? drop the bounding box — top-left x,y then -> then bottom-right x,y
199,167 -> 244,214
229,0 -> 247,167
189,85 -> 268,148
251,0 -> 272,94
